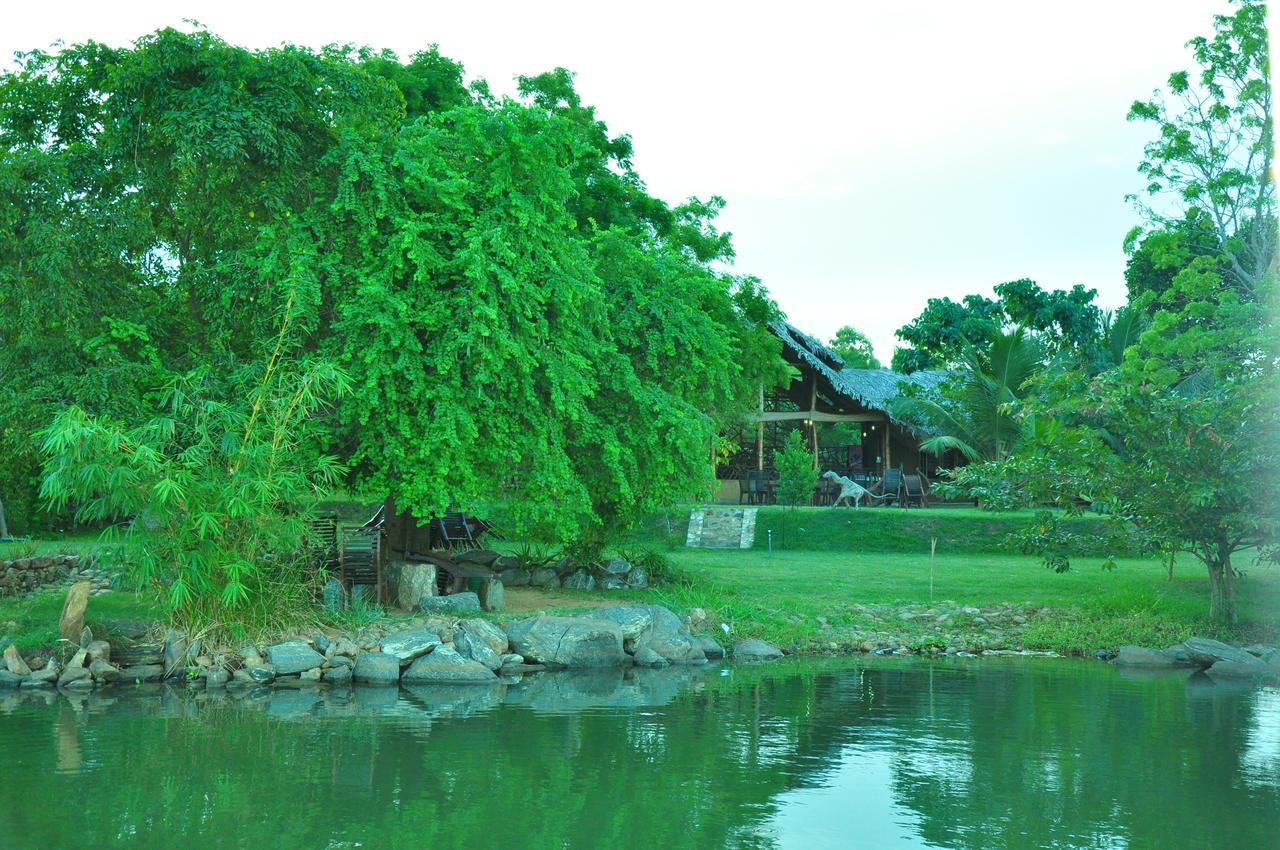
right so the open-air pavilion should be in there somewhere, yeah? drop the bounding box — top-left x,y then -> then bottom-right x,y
717,322 -> 960,503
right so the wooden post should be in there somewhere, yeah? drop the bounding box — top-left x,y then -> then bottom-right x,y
757,384 -> 765,470
809,379 -> 818,469
882,418 -> 891,474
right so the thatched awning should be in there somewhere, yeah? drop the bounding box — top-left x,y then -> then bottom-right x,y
768,321 -> 951,432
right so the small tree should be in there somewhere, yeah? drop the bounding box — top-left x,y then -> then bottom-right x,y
774,430 -> 818,548
39,317 -> 349,639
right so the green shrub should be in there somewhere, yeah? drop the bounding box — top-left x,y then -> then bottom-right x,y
39,320 -> 349,642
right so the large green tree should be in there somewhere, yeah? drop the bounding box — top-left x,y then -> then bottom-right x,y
944,0 -> 1277,626
1126,0 -> 1273,293
0,29 -> 784,549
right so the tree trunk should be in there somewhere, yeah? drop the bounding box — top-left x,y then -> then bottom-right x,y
0,494 -> 8,539
1206,554 -> 1237,626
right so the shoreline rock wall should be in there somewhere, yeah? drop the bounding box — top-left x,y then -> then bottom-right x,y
0,604 -> 751,693
0,555 -> 111,599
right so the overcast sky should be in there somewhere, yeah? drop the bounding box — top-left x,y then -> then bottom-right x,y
3,1 -> 1240,361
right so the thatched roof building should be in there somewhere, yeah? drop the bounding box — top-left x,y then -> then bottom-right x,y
724,322 -> 958,490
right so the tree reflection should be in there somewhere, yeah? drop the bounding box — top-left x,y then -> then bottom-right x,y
0,660 -> 1273,850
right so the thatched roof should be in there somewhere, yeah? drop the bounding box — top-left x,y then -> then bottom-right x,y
833,368 -> 951,412
770,321 -> 951,425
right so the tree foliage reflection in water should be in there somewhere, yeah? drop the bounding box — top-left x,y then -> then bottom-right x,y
0,660 -> 1275,849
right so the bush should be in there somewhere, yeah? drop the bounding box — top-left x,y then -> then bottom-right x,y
39,328 -> 349,642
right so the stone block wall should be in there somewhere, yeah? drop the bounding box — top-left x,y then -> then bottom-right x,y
0,555 -> 94,598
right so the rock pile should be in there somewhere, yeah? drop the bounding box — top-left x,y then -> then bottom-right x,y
0,604 -> 770,692
1113,636 -> 1280,680
0,554 -> 113,599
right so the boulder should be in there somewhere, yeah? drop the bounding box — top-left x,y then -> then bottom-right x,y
694,635 -> 725,661
299,667 -> 322,681
419,592 -> 481,614
1205,658 -> 1277,680
529,569 -> 559,588
551,556 -> 576,577
498,568 -> 530,588
599,576 -> 627,591
506,616 -> 627,668
162,630 -> 189,675
323,665 -> 353,684
353,652 -> 400,685
266,641 -> 326,675
379,628 -> 442,663
636,606 -> 705,664
492,555 -> 521,572
592,606 -> 654,643
59,580 -> 91,642
28,660 -> 61,685
593,605 -> 704,664
1113,646 -> 1182,668
244,664 -> 276,684
633,646 -> 668,667
734,639 -> 784,662
85,640 -> 111,663
456,629 -> 502,671
603,558 -> 632,575
562,570 -> 595,591
0,670 -> 24,687
1183,637 -> 1258,668
478,578 -> 505,612
57,664 -> 92,688
402,645 -> 498,684
119,664 -> 165,683
3,644 -> 31,676
625,567 -> 649,589
461,619 -> 508,655
205,669 -> 230,689
89,658 -> 119,683
387,561 -> 437,609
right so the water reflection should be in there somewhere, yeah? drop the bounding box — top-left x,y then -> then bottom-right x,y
0,659 -> 1275,849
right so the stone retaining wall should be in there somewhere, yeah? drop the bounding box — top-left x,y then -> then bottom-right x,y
0,555 -> 105,599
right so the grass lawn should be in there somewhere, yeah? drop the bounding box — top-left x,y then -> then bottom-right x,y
0,588 -> 163,651
636,544 -> 1280,654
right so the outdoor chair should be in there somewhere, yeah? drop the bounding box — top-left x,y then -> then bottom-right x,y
903,473 -> 926,507
876,468 -> 903,506
431,512 -> 476,549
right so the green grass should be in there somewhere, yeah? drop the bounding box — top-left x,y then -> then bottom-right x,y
636,546 -> 1280,655
748,506 -> 1136,555
0,531 -> 112,561
0,588 -> 163,651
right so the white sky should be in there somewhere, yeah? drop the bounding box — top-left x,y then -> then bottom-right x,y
2,0 -> 1240,361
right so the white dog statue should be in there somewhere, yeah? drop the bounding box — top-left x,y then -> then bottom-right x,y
822,470 -> 891,508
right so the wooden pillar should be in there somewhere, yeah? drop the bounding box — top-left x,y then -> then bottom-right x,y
809,380 -> 819,469
757,385 -> 765,470
882,418 -> 891,473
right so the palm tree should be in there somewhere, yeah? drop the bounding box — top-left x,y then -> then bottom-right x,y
889,327 -> 1044,462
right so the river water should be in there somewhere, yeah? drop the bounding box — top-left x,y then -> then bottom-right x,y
0,657 -> 1276,849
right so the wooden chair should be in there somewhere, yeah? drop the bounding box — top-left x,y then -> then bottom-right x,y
430,512 -> 476,549
903,473 -> 926,507
877,468 -> 903,506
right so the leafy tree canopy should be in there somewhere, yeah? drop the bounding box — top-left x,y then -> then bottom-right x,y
1126,0 -> 1273,292
827,326 -> 881,369
0,28 -> 785,545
